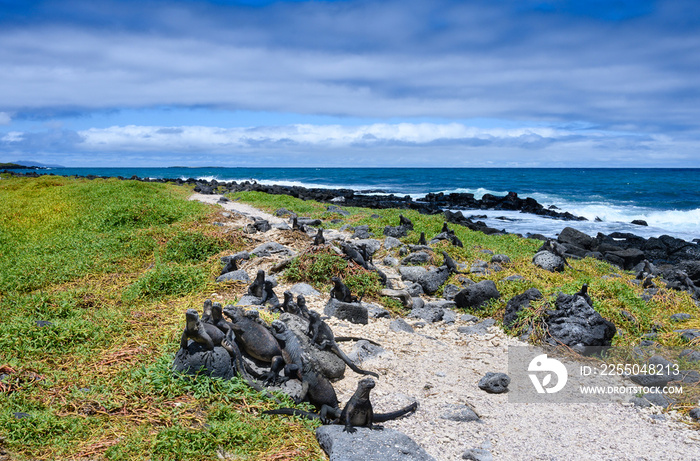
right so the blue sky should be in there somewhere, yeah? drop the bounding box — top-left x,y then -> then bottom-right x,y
1,0 -> 699,167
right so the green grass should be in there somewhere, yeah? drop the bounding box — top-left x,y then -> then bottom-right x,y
283,246 -> 382,298
0,176 -> 323,460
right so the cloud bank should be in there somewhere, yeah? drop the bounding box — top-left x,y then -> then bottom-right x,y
0,0 -> 699,166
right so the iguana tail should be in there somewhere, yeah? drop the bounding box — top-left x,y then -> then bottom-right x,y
330,345 -> 379,377
373,401 -> 418,423
335,336 -> 382,347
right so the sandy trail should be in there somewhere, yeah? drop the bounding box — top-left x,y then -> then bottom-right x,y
192,193 -> 700,461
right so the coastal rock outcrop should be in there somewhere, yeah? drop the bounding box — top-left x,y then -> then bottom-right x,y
545,292 -> 616,354
453,281 -> 501,309
316,426 -> 436,461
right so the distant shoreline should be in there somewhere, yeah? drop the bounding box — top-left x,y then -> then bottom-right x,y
0,163 -> 47,170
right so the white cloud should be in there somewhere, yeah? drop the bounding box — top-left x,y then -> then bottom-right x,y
0,1 -> 697,131
77,123 -> 579,151
0,112 -> 10,125
1,131 -> 23,142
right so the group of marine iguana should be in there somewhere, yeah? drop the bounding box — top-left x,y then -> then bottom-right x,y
179,273 -> 417,432
176,213 -> 490,431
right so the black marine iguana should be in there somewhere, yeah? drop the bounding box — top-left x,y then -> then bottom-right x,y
313,228 -> 325,246
180,308 -> 225,351
442,251 -> 464,275
296,294 -> 311,320
264,362 -> 341,423
307,311 -> 379,377
330,276 -> 360,303
574,283 -> 593,306
220,330 -> 283,405
248,269 -> 266,298
203,301 -> 231,334
220,257 -> 238,275
222,307 -> 282,363
264,378 -> 418,433
281,290 -> 300,316
261,280 -> 280,310
267,319 -> 306,386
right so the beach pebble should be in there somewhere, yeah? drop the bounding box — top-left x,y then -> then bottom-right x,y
478,372 -> 510,394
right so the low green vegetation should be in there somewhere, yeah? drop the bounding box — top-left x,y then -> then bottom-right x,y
284,246 -> 382,298
0,176 -> 323,460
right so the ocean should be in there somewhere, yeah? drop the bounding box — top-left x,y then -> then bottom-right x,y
6,167 -> 699,242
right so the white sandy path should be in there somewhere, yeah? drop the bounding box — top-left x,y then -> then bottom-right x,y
191,193 -> 700,461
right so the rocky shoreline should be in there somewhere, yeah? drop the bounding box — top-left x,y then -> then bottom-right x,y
5,169 -> 700,282
185,193 -> 700,460
3,169 -> 587,219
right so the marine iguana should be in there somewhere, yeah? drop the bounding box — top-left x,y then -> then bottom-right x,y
267,320 -> 306,386
340,378 -> 415,432
180,308 -> 225,351
307,311 -> 379,378
292,216 -> 308,233
450,234 -> 464,248
313,228 -> 325,246
261,280 -> 280,310
207,302 -> 231,334
281,291 -> 300,316
264,378 -> 418,433
339,242 -> 387,287
330,276 -> 359,303
399,214 -> 414,230
357,243 -> 374,266
248,269 -> 266,298
296,294 -> 311,320
220,257 -> 238,275
201,299 -> 213,324
264,363 -> 341,423
574,283 -> 593,307
442,251 -> 464,275
220,330 -> 283,405
340,242 -> 368,269
417,231 -> 427,246
222,307 -> 282,363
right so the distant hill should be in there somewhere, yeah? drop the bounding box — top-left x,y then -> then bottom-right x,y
3,160 -> 66,168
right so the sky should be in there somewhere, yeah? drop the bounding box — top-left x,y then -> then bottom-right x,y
0,0 -> 699,168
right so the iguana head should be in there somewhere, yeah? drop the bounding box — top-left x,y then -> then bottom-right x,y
271,319 -> 287,334
211,302 -> 223,321
185,308 -> 200,327
202,299 -> 212,316
222,306 -> 242,322
353,378 -> 375,399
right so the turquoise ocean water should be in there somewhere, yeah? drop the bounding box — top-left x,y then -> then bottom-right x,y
6,167 -> 699,241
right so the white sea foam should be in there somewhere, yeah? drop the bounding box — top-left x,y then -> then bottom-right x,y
452,207 -> 700,241
180,175 -> 698,241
